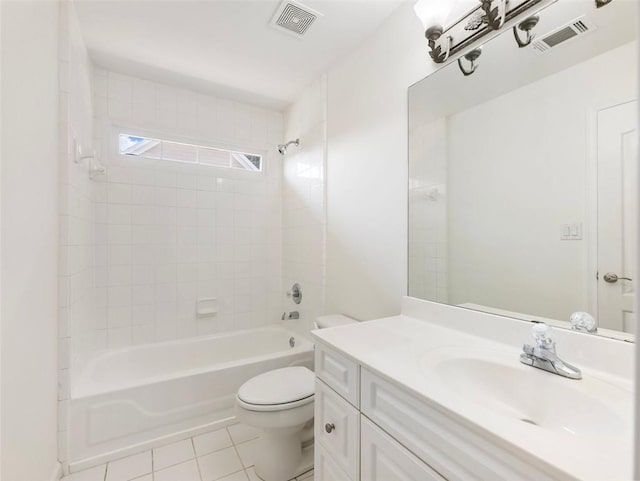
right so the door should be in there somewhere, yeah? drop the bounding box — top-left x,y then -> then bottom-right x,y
597,100 -> 638,332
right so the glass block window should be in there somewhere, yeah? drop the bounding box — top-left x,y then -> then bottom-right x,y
118,134 -> 262,171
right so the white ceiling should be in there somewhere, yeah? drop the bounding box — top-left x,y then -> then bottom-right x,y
74,0 -> 406,110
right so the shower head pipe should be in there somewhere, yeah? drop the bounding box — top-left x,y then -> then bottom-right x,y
277,138 -> 300,155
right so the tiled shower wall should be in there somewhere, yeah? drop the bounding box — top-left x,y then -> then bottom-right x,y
282,76 -> 327,331
84,69 -> 284,353
408,118 -> 448,303
58,0 -> 95,465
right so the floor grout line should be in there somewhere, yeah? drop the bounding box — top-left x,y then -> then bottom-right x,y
191,438 -> 204,481
62,425 -> 312,481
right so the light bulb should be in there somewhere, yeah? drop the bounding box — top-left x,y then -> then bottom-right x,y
413,0 -> 453,31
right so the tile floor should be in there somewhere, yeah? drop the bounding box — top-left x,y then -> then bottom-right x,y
61,423 -> 314,481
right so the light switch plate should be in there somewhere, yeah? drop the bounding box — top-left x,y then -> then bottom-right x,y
560,223 -> 583,240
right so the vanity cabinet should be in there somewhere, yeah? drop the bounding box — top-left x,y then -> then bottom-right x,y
315,444 -> 353,481
314,378 -> 360,480
315,343 -> 360,406
315,343 -> 448,481
314,342 -> 560,481
361,416 -> 446,481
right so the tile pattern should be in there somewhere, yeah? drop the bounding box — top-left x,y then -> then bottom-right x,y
61,424 -> 313,481
82,68 -> 285,353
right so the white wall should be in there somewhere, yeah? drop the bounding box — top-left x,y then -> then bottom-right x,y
282,75 -> 327,332
446,41 -> 636,322
325,3 -> 433,320
0,2 -> 60,480
85,69 -> 283,352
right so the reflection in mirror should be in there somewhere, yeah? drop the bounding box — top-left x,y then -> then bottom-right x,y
408,0 -> 637,340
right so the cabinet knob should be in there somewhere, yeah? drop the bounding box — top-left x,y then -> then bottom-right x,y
325,423 -> 335,434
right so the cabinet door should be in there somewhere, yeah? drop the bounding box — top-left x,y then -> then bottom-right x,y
315,342 -> 360,407
361,417 -> 447,481
314,378 -> 360,480
315,444 -> 353,481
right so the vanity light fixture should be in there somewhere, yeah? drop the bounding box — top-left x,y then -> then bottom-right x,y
425,25 -> 452,63
457,47 -> 482,76
595,0 -> 613,8
413,0 -> 454,63
414,0 -> 556,72
513,15 -> 540,47
480,0 -> 507,30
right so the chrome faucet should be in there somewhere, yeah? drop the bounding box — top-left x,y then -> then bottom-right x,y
519,323 -> 582,380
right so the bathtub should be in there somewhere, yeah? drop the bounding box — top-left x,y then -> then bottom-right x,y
69,325 -> 314,469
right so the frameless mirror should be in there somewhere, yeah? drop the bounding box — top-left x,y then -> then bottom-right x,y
408,0 -> 637,340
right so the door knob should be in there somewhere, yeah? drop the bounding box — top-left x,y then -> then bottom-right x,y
603,272 -> 633,283
325,423 -> 335,433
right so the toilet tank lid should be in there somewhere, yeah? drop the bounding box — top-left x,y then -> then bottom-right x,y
315,314 -> 357,329
237,366 -> 314,405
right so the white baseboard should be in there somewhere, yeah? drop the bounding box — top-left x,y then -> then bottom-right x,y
48,462 -> 62,481
68,416 -> 236,473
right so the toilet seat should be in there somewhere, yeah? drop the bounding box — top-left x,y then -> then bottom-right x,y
237,366 -> 315,412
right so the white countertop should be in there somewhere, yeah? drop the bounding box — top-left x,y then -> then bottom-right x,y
312,314 -> 634,481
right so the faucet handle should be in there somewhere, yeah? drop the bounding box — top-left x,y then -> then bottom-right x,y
531,323 -> 554,349
570,311 -> 597,334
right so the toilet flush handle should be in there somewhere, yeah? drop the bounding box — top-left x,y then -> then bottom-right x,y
325,423 -> 335,434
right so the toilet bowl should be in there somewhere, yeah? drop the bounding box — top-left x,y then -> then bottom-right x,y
235,366 -> 315,481
235,314 -> 357,481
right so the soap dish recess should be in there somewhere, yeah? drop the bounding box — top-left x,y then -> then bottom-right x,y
197,298 -> 218,318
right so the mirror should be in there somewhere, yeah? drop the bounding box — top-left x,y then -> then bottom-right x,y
408,0 -> 637,340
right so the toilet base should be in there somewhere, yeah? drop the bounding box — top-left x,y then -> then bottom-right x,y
254,442 -> 314,481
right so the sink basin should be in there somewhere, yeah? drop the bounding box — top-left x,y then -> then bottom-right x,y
419,346 -> 631,438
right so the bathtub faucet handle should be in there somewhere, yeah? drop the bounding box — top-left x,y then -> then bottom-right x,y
286,283 -> 302,305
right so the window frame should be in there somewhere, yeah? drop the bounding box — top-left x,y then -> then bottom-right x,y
110,125 -> 268,177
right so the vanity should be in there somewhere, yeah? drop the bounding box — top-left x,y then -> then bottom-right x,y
311,297 -> 634,481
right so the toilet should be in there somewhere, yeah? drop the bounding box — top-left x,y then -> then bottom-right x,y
235,314 -> 356,481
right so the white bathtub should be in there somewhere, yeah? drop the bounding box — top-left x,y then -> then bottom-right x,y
69,325 -> 314,469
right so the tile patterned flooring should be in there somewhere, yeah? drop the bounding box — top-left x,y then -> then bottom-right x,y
61,423 -> 314,481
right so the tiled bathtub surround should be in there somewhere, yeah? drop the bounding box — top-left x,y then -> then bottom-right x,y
82,69 -> 284,353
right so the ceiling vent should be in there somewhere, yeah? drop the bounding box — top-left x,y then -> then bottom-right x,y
532,16 -> 598,53
270,0 -> 322,38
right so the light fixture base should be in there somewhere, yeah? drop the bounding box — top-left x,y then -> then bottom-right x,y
463,48 -> 482,63
425,25 -> 444,41
458,48 -> 482,76
425,25 -> 451,64
518,15 -> 540,32
513,14 -> 540,47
